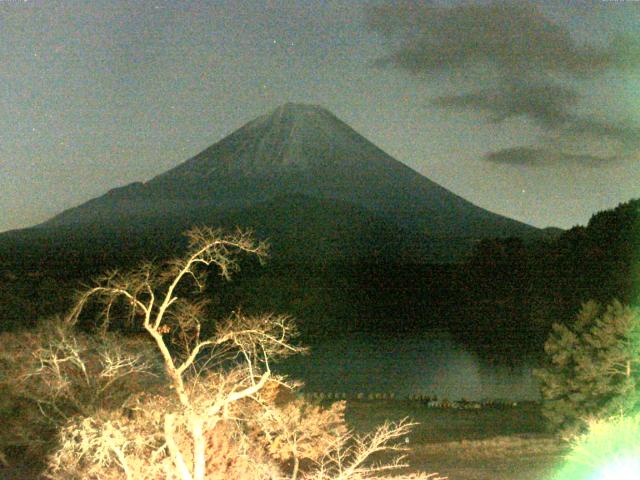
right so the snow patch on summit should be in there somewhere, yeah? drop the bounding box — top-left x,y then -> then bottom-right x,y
233,102 -> 372,172
156,103 -> 392,180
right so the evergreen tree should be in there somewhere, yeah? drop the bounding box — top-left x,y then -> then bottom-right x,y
535,300 -> 640,436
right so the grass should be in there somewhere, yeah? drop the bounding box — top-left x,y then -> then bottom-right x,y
344,400 -> 568,480
1,400 -> 568,480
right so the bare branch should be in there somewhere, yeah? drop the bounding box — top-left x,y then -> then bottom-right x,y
7,228 -> 442,479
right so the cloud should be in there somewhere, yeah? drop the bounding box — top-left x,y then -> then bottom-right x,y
431,80 -> 579,127
484,146 -> 616,166
368,2 -> 626,77
368,1 -> 640,164
560,116 -> 640,150
484,146 -> 545,165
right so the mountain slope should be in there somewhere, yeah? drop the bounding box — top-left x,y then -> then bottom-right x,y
1,194 -> 443,269
41,103 -> 538,242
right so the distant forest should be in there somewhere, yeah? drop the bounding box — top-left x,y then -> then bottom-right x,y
1,199 -> 638,363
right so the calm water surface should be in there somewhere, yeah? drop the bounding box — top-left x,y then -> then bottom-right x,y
278,330 -> 539,401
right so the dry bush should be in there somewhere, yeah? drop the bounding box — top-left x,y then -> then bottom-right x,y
0,318 -> 162,467
1,325 -> 55,462
258,396 -> 348,474
2,227 -> 446,480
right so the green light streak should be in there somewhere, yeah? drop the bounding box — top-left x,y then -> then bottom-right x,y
552,413 -> 640,480
634,210 -> 640,306
592,457 -> 640,480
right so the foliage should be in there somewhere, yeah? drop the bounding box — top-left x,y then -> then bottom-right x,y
535,300 -> 640,436
0,227 -> 445,479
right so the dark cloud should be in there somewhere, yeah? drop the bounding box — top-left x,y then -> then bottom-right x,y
368,1 -> 640,164
431,80 -> 579,126
560,116 -> 640,150
368,2 -> 626,77
485,146 -> 615,166
484,146 -> 545,165
432,83 -> 640,150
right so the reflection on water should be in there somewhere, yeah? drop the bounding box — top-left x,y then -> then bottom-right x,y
277,330 -> 539,401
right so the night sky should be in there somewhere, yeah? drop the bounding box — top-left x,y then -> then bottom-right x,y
2,0 -> 639,233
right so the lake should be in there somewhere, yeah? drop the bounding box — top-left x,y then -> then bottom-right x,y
278,330 -> 540,401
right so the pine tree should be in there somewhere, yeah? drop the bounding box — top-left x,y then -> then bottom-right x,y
535,300 -> 640,436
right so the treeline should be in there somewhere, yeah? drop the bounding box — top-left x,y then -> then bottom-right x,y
202,199 -> 639,361
1,199 -> 638,363
449,198 -> 640,361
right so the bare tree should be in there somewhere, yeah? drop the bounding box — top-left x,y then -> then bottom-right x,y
4,227 -> 446,479
59,227 -> 301,479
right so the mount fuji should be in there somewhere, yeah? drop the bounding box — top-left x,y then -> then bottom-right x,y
11,103 -> 540,263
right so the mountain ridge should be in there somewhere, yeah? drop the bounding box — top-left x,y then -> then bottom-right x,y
38,102 -> 539,247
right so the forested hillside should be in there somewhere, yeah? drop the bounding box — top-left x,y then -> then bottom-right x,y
1,199 -> 637,362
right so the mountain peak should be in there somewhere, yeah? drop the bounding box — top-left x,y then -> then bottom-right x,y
159,103 -> 368,178
247,102 -> 340,140
271,102 -> 329,116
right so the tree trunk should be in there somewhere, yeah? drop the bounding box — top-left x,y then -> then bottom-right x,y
192,416 -> 206,480
165,414 -> 194,480
291,455 -> 299,480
